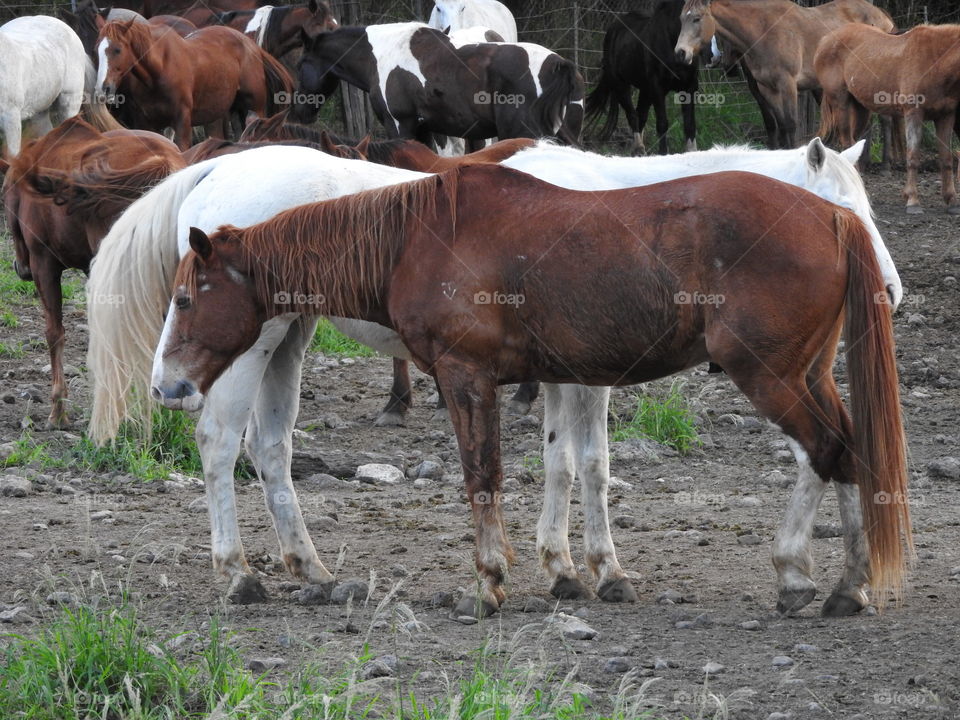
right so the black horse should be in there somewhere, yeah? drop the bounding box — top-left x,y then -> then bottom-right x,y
586,0 -> 702,154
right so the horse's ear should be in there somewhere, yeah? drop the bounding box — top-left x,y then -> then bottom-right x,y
319,130 -> 338,154
189,227 -> 213,261
840,139 -> 867,165
308,0 -> 318,13
356,135 -> 371,156
95,13 -> 107,30
806,137 -> 827,172
442,25 -> 451,35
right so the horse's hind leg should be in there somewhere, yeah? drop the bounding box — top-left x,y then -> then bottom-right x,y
679,87 -> 697,152
245,318 -> 336,591
652,90 -> 670,155
934,113 -> 960,213
375,358 -> 412,427
32,259 -> 69,428
903,109 -> 925,213
505,382 -> 539,416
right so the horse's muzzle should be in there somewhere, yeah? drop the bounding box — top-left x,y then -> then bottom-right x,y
675,48 -> 693,65
151,380 -> 204,411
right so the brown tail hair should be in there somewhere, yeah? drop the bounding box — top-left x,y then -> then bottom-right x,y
259,47 -> 294,116
817,97 -> 843,146
838,209 -> 913,607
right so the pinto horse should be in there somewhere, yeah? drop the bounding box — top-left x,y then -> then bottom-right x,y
0,116 -> 184,427
675,0 -> 894,148
154,166 -> 911,617
587,1 -> 702,154
294,22 -> 583,146
96,20 -> 293,149
817,23 -> 960,214
213,1 -> 337,60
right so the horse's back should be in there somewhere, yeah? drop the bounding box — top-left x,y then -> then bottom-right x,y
0,15 -> 86,110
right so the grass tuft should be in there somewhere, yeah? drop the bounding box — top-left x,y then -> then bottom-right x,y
310,318 -> 377,357
611,380 -> 701,454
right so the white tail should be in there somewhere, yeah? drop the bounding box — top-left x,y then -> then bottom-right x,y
87,160 -> 221,444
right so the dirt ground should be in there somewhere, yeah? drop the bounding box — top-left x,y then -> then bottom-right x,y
1,168 -> 959,719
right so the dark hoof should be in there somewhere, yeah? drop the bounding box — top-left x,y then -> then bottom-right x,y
226,574 -> 269,604
453,593 -> 499,619
905,204 -> 924,215
373,411 -> 405,427
597,577 -> 639,603
550,575 -> 595,600
947,204 -> 960,216
822,592 -> 866,617
504,398 -> 531,416
776,586 -> 817,615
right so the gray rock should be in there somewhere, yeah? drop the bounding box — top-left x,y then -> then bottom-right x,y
812,523 -> 843,539
187,497 -> 207,513
654,657 -> 677,670
390,564 -> 408,578
46,591 -> 78,606
356,463 -> 404,485
610,438 -> 677,464
702,661 -> 724,675
297,583 -> 333,605
547,613 -> 600,640
430,591 -> 455,609
330,578 -> 369,605
737,533 -> 762,545
89,510 -> 113,521
767,714 -> 793,720
603,657 -> 632,674
361,655 -> 397,679
772,655 -> 795,667
612,515 -> 635,529
656,589 -> 683,604
0,606 -> 33,624
246,657 -> 287,673
306,515 -> 339,533
740,620 -> 762,631
522,596 -> 552,613
454,615 -> 477,625
411,460 -> 444,481
0,476 -> 32,497
794,643 -> 818,653
927,457 -> 960,480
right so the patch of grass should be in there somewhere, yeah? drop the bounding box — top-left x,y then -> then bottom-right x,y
310,317 -> 377,357
0,311 -> 18,328
0,341 -> 26,358
611,380 -> 701,454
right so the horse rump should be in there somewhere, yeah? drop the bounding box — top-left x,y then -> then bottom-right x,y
258,45 -> 295,116
530,56 -> 584,146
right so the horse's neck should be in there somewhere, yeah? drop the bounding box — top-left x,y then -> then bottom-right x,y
319,31 -> 373,91
710,1 -> 782,55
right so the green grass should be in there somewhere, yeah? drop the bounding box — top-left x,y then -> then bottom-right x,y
611,380 -> 701,454
0,311 -> 18,328
310,317 -> 377,357
0,341 -> 26,358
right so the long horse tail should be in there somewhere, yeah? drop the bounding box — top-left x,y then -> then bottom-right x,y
817,94 -> 844,146
584,26 -> 623,141
81,57 -> 125,132
532,57 -> 584,146
87,159 -> 222,445
838,209 -> 913,607
257,45 -> 295,116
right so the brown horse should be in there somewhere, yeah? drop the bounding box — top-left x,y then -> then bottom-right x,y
154,166 -> 911,617
817,23 -> 960,214
675,0 -> 895,148
96,20 -> 293,149
208,1 -> 337,61
0,116 -> 184,427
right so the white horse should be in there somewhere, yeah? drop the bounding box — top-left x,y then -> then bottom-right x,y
429,0 -> 517,42
0,16 -> 87,157
89,138 -> 899,615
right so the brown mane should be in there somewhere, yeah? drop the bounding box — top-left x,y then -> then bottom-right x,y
179,173 -> 456,319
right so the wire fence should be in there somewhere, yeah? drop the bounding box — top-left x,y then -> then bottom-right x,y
0,0 -> 958,152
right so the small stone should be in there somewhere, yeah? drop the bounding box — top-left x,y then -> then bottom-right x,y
361,655 -> 397,679
735,495 -> 761,507
740,620 -> 762,631
0,476 -> 32,497
412,478 -> 432,489
737,533 -> 762,546
355,463 -> 404,485
297,583 -> 333,605
603,657 -> 632,674
656,589 -> 683,604
187,497 -> 208,513
46,591 -> 78,606
775,450 -> 794,464
0,606 -> 32,623
330,578 -> 369,605
522,596 -> 552,613
794,643 -> 818,653
455,615 -> 477,625
654,657 -> 673,670
390,564 -> 408,578
89,510 -> 113,521
430,591 -> 455,609
675,620 -> 695,629
812,523 -> 843,539
411,460 -> 444,481
547,613 -> 599,640
246,657 -> 287,673
772,655 -> 795,667
306,515 -> 339,533
702,661 -> 724,675
612,515 -> 635,529
32,523 -> 47,531
927,457 -> 960,480
767,714 -> 793,720
906,313 -> 926,326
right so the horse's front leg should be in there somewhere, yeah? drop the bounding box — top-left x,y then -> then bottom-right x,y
933,113 -> 960,213
903,109 -> 925,213
32,259 -> 69,428
652,90 -> 670,154
374,357 -> 412,427
174,110 -> 194,150
0,111 -> 22,158
436,362 -> 513,618
245,317 -> 336,591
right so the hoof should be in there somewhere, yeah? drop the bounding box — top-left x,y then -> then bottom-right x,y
431,408 -> 450,424
905,204 -> 924,215
550,575 -> 595,600
373,411 -> 406,427
776,586 -> 817,616
597,577 -> 639,603
454,593 -> 499,619
822,590 -> 867,617
227,574 -> 269,604
45,416 -> 72,431
947,204 -> 960,216
504,398 -> 531,416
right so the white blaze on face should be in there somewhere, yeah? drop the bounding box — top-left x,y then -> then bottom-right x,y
96,38 -> 111,92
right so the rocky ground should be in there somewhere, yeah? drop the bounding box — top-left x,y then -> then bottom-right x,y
1,170 -> 959,719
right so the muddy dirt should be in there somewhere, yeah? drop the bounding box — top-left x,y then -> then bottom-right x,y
1,169 -> 959,719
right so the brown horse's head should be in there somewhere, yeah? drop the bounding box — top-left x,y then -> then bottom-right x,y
96,19 -> 146,98
305,0 -> 338,34
152,226 -> 265,408
675,0 -> 715,65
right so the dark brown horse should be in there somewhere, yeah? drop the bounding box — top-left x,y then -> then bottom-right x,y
154,166 -> 911,617
209,1 -> 337,60
0,116 -> 184,427
96,20 -> 293,148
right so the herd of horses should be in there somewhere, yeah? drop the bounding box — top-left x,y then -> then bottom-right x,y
6,0 -> 954,618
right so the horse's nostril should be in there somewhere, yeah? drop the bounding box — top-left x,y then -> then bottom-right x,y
150,385 -> 163,402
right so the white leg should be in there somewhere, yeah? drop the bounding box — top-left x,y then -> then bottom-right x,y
633,131 -> 644,154
0,113 -> 22,157
822,482 -> 870,616
773,439 -> 828,614
195,316 -> 296,603
685,138 -> 698,152
537,383 -> 586,597
245,318 -> 334,588
573,385 -> 636,601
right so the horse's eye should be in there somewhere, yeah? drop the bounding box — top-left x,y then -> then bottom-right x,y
175,296 -> 191,310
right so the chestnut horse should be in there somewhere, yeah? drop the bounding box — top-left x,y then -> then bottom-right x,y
675,0 -> 895,148
96,20 -> 293,148
154,166 -> 911,617
0,116 -> 184,427
816,23 -> 960,215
